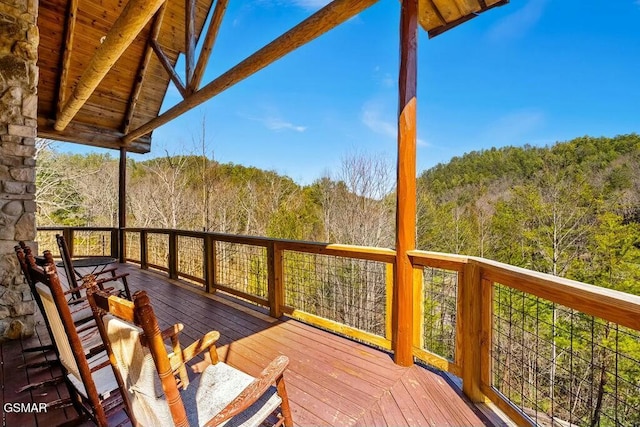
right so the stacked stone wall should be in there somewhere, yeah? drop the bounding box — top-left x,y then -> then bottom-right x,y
0,0 -> 38,340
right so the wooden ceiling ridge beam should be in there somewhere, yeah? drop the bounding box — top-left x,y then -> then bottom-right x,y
124,0 -> 380,144
122,3 -> 168,135
189,0 -> 229,94
53,0 -> 167,132
56,0 -> 78,116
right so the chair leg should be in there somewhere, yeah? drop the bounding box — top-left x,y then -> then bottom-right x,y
276,377 -> 294,427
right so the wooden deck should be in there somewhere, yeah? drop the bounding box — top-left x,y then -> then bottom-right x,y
2,264 -> 499,426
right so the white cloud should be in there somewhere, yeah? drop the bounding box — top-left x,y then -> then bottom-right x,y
487,0 -> 549,41
362,101 -> 396,138
248,115 -> 306,132
482,110 -> 545,145
291,0 -> 331,10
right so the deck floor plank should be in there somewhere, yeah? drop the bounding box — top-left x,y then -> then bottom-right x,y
1,263 -> 496,427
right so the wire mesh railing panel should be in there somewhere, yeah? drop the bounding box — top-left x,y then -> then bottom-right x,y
125,232 -> 140,263
492,284 -> 640,427
36,230 -> 61,255
147,233 -> 169,271
421,267 -> 458,362
177,235 -> 204,285
215,241 -> 267,301
283,251 -> 387,338
72,230 -> 112,257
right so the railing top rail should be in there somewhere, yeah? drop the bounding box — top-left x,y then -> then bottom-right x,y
38,226 -> 116,232
470,256 -> 640,331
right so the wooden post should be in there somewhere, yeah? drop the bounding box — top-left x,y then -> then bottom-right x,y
63,228 -> 74,258
413,266 -> 424,348
204,235 -> 216,293
460,261 -> 484,401
140,230 -> 148,269
392,0 -> 418,367
168,232 -> 178,279
110,228 -> 120,260
118,147 -> 127,263
385,263 -> 394,342
480,278 -> 493,395
268,242 -> 284,318
54,0 -> 166,131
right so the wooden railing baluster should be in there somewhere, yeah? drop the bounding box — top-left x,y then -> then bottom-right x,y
168,231 -> 177,279
204,235 -> 215,294
140,230 -> 148,270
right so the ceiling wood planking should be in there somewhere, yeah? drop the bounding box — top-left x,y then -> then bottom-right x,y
54,0 -> 167,132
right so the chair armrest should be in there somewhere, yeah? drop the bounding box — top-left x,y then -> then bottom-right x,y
181,331 -> 221,364
161,323 -> 184,341
95,273 -> 129,285
203,355 -> 289,427
93,267 -> 119,276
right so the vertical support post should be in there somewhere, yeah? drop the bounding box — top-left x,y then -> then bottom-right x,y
461,261 -> 484,401
63,228 -> 74,258
168,232 -> 178,279
204,235 -> 216,293
118,147 -> 127,263
385,263 -> 394,342
393,0 -> 418,367
110,228 -> 120,259
480,278 -> 493,395
413,266 -> 424,349
268,242 -> 284,318
140,230 -> 148,269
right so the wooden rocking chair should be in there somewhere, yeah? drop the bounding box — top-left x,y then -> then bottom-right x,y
56,233 -> 132,300
22,250 -> 125,426
85,278 -> 294,427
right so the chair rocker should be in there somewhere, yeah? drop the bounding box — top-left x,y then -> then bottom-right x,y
85,279 -> 294,427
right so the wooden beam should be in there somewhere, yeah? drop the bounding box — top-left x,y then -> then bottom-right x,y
151,40 -> 188,98
119,147 -> 127,263
123,3 -> 168,134
393,0 -> 418,367
56,0 -> 78,115
189,0 -> 229,93
54,0 -> 166,131
38,116 -> 151,154
124,0 -> 380,144
185,0 -> 196,86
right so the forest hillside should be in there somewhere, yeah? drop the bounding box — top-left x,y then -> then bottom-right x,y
36,133 -> 640,292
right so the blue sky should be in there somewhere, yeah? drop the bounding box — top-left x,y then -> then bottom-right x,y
57,0 -> 640,184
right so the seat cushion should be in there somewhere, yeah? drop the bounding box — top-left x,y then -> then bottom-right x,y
182,362 -> 282,427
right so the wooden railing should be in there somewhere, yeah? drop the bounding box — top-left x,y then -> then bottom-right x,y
37,227 -> 640,426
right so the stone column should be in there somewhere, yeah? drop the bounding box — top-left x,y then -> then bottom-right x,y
0,0 -> 38,340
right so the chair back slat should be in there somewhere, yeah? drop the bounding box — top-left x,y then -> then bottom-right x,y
56,234 -> 79,288
35,282 -> 81,379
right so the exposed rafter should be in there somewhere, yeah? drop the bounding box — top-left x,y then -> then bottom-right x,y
54,0 -> 166,131
124,0 -> 380,144
122,3 -> 168,134
151,40 -> 188,98
56,0 -> 78,116
189,0 -> 229,93
185,0 -> 196,86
